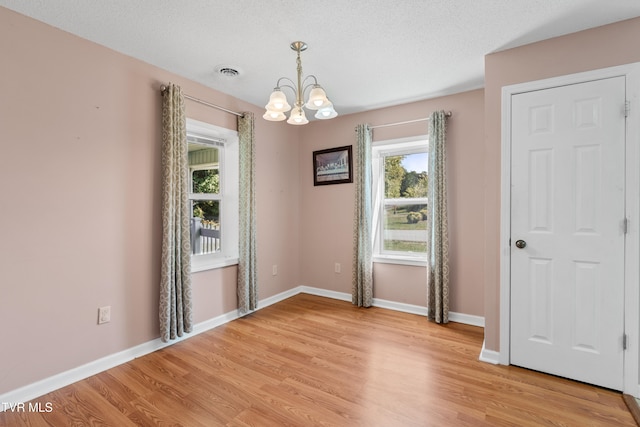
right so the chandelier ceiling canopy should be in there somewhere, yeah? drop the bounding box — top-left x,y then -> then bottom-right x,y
263,41 -> 338,125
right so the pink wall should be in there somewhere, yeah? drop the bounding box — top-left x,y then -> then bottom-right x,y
298,90 -> 486,316
483,17 -> 640,351
0,7 -> 300,394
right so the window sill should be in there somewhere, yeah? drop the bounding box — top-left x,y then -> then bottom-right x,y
191,257 -> 239,273
373,255 -> 427,267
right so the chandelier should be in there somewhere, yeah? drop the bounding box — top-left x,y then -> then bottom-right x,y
263,41 -> 338,125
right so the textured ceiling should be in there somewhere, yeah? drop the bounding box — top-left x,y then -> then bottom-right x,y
2,1 -> 640,116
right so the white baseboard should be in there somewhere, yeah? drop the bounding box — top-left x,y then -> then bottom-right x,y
0,336 -> 171,409
479,339 -> 501,365
373,297 -> 428,316
298,286 -> 351,302
0,287 -> 298,410
298,285 -> 485,327
449,312 -> 485,328
259,287 -> 302,308
1,285 -> 486,409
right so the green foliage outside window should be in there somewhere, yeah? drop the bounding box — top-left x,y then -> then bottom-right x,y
384,155 -> 428,199
384,156 -> 405,198
192,169 -> 219,220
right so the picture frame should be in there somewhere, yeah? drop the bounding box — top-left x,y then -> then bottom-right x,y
313,145 -> 353,186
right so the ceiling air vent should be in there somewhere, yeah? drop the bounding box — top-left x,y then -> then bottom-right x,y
216,66 -> 240,78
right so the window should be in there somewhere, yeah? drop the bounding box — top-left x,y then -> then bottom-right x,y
372,136 -> 428,266
186,118 -> 239,272
189,142 -> 221,255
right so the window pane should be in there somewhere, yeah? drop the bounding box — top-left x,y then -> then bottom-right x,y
383,203 -> 427,253
188,143 -> 220,194
191,200 -> 220,255
385,152 -> 428,199
192,169 -> 219,194
384,155 -> 405,198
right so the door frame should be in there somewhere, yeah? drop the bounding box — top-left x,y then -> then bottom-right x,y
499,63 -> 640,395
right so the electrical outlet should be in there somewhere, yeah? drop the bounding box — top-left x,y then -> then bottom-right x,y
98,306 -> 111,324
272,265 -> 278,276
335,263 -> 341,273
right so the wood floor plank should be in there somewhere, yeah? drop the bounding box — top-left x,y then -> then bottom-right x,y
1,293 -> 636,426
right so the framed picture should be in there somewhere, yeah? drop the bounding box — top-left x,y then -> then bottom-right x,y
313,145 -> 353,186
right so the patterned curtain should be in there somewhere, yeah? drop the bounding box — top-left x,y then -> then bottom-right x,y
427,110 -> 450,323
352,124 -> 373,307
237,112 -> 258,314
159,83 -> 193,342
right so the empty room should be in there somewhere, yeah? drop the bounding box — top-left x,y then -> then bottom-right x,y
2,1 -> 640,425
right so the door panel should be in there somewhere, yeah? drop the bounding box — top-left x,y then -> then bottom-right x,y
510,76 -> 626,390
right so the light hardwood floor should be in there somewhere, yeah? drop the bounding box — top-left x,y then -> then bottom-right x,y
1,294 -> 636,426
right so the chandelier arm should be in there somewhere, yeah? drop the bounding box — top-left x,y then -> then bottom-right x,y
302,83 -> 318,98
302,75 -> 319,87
302,75 -> 320,97
277,83 -> 297,97
276,77 -> 296,88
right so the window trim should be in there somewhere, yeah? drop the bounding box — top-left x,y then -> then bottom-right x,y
186,118 -> 239,272
372,135 -> 429,267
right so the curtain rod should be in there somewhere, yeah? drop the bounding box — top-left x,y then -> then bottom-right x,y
370,111 -> 452,129
160,85 -> 244,118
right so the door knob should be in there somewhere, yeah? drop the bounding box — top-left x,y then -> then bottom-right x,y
515,240 -> 527,249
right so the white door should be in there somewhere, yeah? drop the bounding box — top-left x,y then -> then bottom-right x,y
510,76 -> 626,390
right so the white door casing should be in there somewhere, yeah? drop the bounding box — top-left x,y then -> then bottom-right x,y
498,63 -> 640,396
510,77 -> 625,390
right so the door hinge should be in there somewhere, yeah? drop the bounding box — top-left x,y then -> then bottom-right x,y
625,100 -> 631,118
623,217 -> 629,234
623,334 -> 628,350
